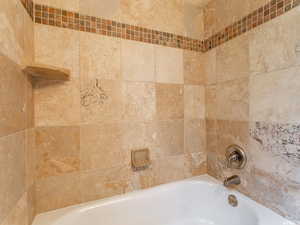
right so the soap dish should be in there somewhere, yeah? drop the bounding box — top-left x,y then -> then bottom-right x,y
131,149 -> 150,171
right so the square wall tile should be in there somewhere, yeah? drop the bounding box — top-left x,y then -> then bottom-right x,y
205,85 -> 217,120
250,66 -> 300,123
80,122 -> 124,170
152,155 -> 186,185
184,152 -> 207,176
81,79 -> 123,123
80,0 -> 120,20
121,0 -> 185,36
121,40 -> 155,82
34,80 -> 81,126
184,85 -> 205,119
122,82 -> 156,121
35,126 -> 80,178
184,119 -> 206,154
0,54 -> 26,137
216,78 -> 249,121
35,172 -> 81,213
34,24 -> 79,78
121,121 -> 158,161
80,166 -> 131,202
183,50 -> 205,85
216,35 -> 250,83
0,132 -> 26,223
156,120 -> 184,157
156,83 -> 184,120
80,33 -> 121,82
249,9 -> 300,75
155,46 -> 183,84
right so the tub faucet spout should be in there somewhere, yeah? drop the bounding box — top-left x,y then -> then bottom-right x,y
224,175 -> 241,187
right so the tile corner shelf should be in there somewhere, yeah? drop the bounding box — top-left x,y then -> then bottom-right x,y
23,64 -> 70,81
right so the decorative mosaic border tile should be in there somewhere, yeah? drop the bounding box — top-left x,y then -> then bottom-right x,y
203,0 -> 300,51
20,0 -> 34,19
20,0 -> 300,52
33,4 -> 203,52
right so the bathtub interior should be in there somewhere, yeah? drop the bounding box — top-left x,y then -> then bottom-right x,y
33,175 -> 294,225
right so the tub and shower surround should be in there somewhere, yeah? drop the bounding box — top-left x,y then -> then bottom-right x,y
203,1 -> 300,223
4,0 -> 300,224
32,0 -> 207,214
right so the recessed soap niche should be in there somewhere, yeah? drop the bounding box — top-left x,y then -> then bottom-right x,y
131,148 -> 151,171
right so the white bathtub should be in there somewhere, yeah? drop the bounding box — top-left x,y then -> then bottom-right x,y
32,175 -> 295,225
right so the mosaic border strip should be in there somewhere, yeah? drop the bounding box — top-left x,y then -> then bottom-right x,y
20,0 -> 300,53
20,0 -> 34,19
203,0 -> 300,51
33,4 -> 203,52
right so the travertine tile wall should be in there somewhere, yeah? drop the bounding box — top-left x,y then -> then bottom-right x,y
204,1 -> 300,223
0,0 -> 35,224
33,0 -> 206,213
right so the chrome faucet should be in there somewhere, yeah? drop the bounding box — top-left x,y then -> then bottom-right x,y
224,175 -> 241,187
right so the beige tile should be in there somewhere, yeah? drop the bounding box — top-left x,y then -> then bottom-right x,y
80,122 -> 124,170
215,0 -> 250,31
35,172 -> 81,213
0,132 -> 25,223
121,0 -> 185,35
35,0 -> 80,11
157,120 -> 184,157
80,166 -> 131,202
156,84 -> 184,120
35,126 -> 80,178
217,120 -> 249,155
183,50 -> 205,85
184,152 -> 207,176
80,0 -> 120,20
201,49 -> 217,85
203,0 -> 216,39
206,119 -> 218,154
216,35 -> 250,83
249,9 -> 300,74
19,0 -> 34,67
156,46 -> 183,84
25,129 -> 36,189
121,40 -> 155,82
129,169 -> 156,190
249,0 -> 268,11
1,192 -> 28,225
0,0 -> 24,64
216,78 -> 249,121
152,155 -> 186,185
184,119 -> 206,154
250,66 -> 300,123
34,79 -> 81,126
205,85 -> 217,120
183,3 -> 204,39
121,121 -> 158,162
184,85 -> 205,119
34,24 -> 79,78
80,33 -> 121,82
122,82 -> 156,121
0,54 -> 26,137
81,79 -> 123,123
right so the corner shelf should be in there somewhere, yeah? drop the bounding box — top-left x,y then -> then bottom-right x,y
23,64 -> 70,81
